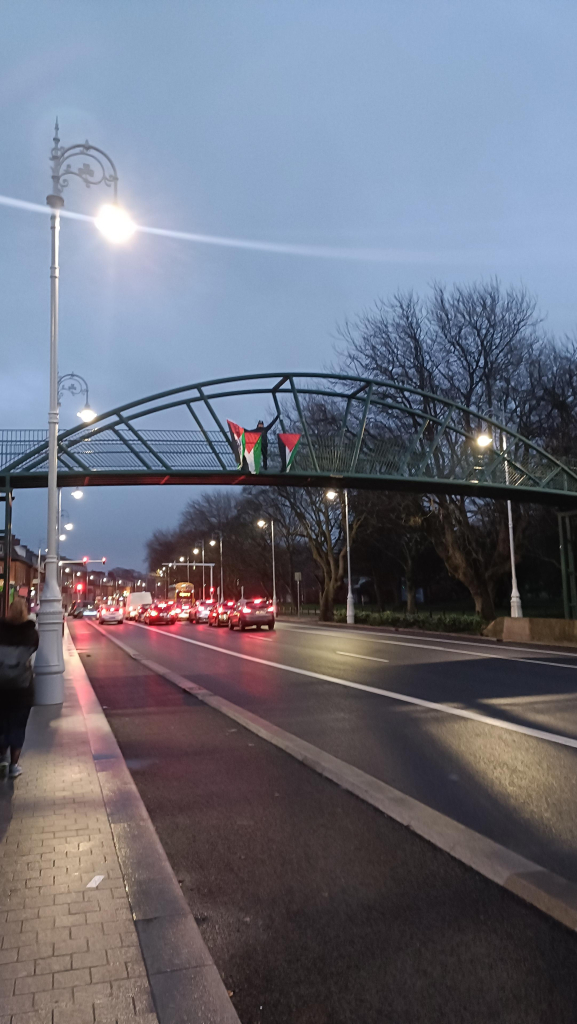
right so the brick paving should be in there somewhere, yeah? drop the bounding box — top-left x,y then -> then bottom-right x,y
0,677 -> 158,1024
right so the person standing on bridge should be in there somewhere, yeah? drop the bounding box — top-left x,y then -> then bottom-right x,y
249,414 -> 279,470
0,598 -> 38,779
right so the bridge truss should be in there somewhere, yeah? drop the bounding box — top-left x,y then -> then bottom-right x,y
1,372 -> 577,506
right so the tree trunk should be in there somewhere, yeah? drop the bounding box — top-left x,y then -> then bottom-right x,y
319,578 -> 335,621
406,576 -> 417,614
470,583 -> 495,621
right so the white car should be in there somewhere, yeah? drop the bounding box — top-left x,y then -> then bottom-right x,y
98,604 -> 124,625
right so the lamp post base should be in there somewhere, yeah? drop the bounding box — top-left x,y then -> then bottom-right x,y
510,592 -> 523,619
35,584 -> 64,705
346,592 -> 355,625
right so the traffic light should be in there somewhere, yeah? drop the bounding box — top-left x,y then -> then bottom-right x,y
76,582 -> 84,592
82,556 -> 89,565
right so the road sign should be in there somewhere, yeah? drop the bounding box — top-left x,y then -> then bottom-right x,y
294,572 -> 302,581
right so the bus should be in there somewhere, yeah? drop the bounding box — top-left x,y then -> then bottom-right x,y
168,582 -> 195,618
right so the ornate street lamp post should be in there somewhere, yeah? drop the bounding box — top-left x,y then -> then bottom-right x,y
35,120 -> 134,705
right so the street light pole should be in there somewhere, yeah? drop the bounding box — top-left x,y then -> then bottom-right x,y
34,186 -> 65,703
325,489 -> 354,624
477,414 -> 523,620
271,519 -> 277,610
344,489 -> 354,625
35,120 -> 133,704
256,519 -> 277,608
220,534 -> 224,601
502,433 -> 523,618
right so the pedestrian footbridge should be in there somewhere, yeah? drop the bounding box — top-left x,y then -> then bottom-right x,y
1,372 -> 576,505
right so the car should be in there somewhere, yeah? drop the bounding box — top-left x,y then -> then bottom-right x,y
143,602 -> 177,625
175,602 -> 192,621
98,604 -> 124,625
189,600 -> 216,624
208,599 -> 236,627
228,597 -> 275,631
72,602 -> 98,619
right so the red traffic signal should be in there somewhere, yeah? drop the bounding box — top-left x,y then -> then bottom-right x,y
82,556 -> 89,565
76,582 -> 84,592
102,557 -> 106,564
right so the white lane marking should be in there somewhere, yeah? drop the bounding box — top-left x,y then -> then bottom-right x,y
86,875 -> 104,888
278,625 -> 577,671
279,622 -> 577,661
336,651 -> 389,664
130,623 -> 577,749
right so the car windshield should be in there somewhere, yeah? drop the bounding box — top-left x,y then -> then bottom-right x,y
244,599 -> 269,609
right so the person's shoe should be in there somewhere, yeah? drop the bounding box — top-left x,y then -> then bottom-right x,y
8,765 -> 22,779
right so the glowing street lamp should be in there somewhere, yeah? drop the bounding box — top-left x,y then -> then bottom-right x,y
476,433 -> 492,448
71,490 -> 84,500
95,203 -> 136,244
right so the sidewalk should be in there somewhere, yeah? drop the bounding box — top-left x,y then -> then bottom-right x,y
0,630 -> 239,1024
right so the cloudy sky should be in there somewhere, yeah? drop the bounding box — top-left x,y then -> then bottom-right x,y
2,0 -> 577,568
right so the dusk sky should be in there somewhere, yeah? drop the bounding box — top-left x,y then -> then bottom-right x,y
2,1 -> 577,569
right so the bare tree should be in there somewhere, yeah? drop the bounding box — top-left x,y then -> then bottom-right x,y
338,281 -> 545,617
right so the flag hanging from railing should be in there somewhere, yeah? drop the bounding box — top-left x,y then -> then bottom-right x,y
278,433 -> 301,472
244,431 -> 263,474
227,420 -> 245,468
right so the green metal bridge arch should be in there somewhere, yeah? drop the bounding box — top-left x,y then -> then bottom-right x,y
2,371 -> 577,504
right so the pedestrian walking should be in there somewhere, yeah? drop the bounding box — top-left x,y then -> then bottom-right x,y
0,598 -> 38,779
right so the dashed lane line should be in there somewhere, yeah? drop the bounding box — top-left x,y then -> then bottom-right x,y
129,623 -> 577,749
276,625 -> 577,671
336,651 -> 389,664
278,622 -> 577,662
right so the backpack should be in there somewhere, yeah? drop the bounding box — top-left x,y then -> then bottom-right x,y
0,645 -> 33,689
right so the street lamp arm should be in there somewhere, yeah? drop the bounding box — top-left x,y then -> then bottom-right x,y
57,373 -> 89,405
50,122 -> 118,200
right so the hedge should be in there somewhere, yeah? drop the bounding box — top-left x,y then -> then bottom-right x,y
332,609 -> 484,634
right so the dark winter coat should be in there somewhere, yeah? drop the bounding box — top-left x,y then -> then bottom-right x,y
249,414 -> 279,461
0,619 -> 38,711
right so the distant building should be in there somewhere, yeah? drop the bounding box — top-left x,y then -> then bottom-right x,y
0,536 -> 43,606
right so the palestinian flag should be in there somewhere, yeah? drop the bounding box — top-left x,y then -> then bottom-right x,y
227,420 -> 245,468
244,431 -> 262,474
278,433 -> 301,472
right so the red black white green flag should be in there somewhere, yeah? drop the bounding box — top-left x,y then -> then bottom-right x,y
278,433 -> 301,471
227,420 -> 245,468
244,431 -> 263,474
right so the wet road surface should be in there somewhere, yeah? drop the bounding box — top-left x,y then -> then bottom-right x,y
70,618 -> 577,1024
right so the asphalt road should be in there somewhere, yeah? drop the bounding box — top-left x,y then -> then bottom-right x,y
70,617 -> 577,1024
81,615 -> 577,884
